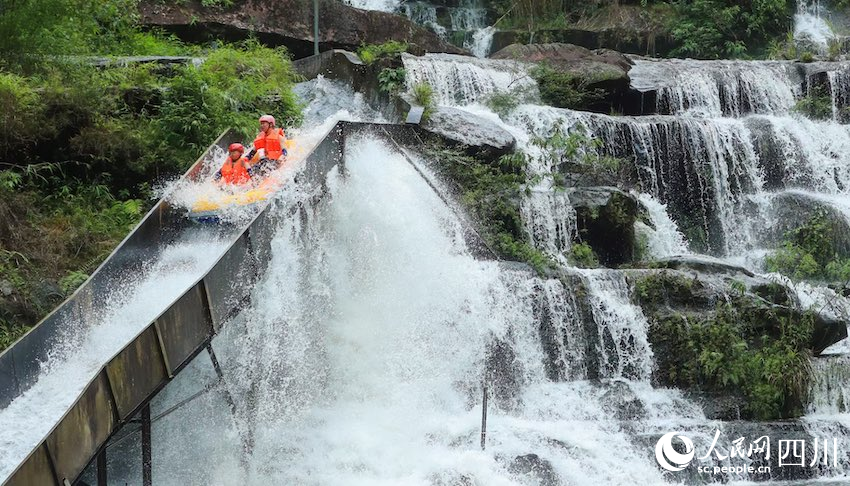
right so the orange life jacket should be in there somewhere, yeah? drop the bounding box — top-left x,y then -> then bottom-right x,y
253,127 -> 286,161
219,157 -> 251,185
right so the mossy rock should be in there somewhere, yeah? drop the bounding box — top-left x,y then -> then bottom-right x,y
568,187 -> 639,266
630,267 -> 846,420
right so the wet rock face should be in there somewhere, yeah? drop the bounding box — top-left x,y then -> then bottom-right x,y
491,43 -> 633,114
567,187 -> 640,266
138,0 -> 467,58
600,380 -> 646,420
421,107 -> 516,158
507,454 -> 561,486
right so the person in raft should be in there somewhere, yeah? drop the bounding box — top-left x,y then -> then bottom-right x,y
214,143 -> 252,186
243,114 -> 288,178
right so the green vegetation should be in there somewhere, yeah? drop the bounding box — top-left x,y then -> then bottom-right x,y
489,0 -> 794,60
530,122 -> 622,187
668,0 -> 794,58
766,31 -> 798,60
570,242 -> 599,268
486,92 -> 522,118
765,208 -> 850,281
0,2 -> 303,351
356,41 -> 409,64
421,143 -> 552,274
0,0 -> 198,70
793,85 -> 833,121
636,271 -> 814,419
378,68 -> 406,94
412,82 -> 435,121
530,65 -> 606,111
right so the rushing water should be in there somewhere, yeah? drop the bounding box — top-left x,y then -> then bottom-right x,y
795,0 -> 837,51
138,136 -> 714,485
400,51 -> 850,482
14,31 -> 850,486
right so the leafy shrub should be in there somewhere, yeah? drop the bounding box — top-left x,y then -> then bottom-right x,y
640,274 -> 814,420
570,242 -> 599,268
0,73 -> 41,158
422,143 -> 552,274
0,0 -> 193,69
799,51 -> 815,63
530,122 -> 622,186
765,208 -> 850,282
486,92 -> 521,117
669,0 -> 794,59
378,68 -> 406,94
793,86 -> 833,120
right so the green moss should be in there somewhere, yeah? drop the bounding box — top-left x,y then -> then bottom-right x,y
633,271 -> 697,308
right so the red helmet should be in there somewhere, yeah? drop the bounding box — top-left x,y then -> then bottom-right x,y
259,114 -> 276,126
228,143 -> 245,153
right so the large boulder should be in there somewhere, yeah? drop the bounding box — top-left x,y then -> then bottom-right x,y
491,43 -> 633,113
138,0 -> 467,58
421,107 -> 515,158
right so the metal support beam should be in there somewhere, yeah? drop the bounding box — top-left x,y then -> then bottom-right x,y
141,405 -> 152,486
313,0 -> 320,55
480,383 -> 488,450
96,449 -> 107,486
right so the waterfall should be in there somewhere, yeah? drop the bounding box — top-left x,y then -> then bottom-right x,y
345,0 -> 400,12
827,66 -> 850,121
634,192 -> 690,258
809,355 -> 850,415
448,0 -> 494,58
520,190 -> 576,263
140,135 -> 701,485
630,60 -> 800,117
403,1 -> 447,39
403,53 -> 536,106
794,0 -> 837,51
577,270 -> 655,381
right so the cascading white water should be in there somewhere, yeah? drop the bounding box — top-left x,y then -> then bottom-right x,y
448,0 -> 494,58
634,192 -> 690,258
345,0 -> 400,13
576,270 -> 655,381
142,135 -> 744,485
795,0 -> 837,51
520,190 -> 576,263
827,66 -> 850,120
404,1 -> 447,39
404,53 -> 537,106
629,59 -> 800,117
